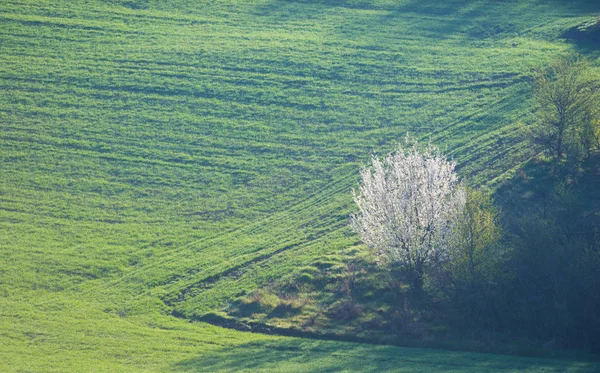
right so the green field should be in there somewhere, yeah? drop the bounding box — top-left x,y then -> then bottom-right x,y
1,0 -> 599,371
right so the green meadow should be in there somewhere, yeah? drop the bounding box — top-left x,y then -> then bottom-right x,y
1,0 -> 599,371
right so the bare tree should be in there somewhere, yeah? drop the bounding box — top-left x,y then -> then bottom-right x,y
350,137 -> 466,294
530,56 -> 599,161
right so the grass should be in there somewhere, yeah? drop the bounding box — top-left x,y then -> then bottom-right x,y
1,0 -> 600,371
177,339 -> 599,373
1,292 -> 598,372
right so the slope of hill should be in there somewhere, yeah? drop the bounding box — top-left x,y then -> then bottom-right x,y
1,0 -> 599,371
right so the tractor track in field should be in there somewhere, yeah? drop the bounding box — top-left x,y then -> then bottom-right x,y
161,208 -> 350,309
162,241 -> 301,308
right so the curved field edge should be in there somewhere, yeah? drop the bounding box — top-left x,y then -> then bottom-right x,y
1,294 -> 598,372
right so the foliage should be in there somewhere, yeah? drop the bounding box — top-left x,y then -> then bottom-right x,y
351,137 -> 466,293
495,156 -> 600,351
451,188 -> 502,284
442,187 -> 504,326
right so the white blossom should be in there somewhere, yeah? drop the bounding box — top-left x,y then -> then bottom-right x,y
351,136 -> 466,286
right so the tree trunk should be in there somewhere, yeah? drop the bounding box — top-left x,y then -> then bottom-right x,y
408,260 -> 424,299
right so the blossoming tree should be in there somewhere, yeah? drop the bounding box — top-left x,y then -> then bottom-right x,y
351,137 -> 466,293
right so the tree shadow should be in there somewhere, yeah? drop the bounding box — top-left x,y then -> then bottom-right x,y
172,338 -> 599,372
495,154 -> 600,213
252,0 -> 599,43
561,19 -> 600,57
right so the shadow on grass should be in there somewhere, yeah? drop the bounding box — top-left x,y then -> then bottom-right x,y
495,153 -> 600,218
253,0 -> 599,42
172,338 -> 599,373
562,19 -> 600,58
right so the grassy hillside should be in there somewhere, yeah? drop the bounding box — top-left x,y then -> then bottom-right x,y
1,0 -> 599,371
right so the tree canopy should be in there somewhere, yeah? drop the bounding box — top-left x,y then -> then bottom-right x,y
351,137 -> 466,292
